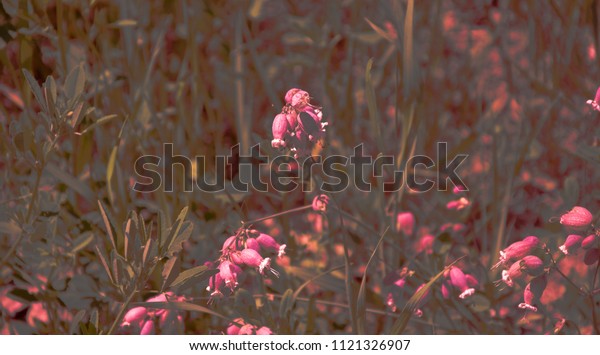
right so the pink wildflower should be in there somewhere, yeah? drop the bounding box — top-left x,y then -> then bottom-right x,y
582,234 -> 597,250
501,256 -> 544,287
256,326 -> 274,335
239,248 -> 279,277
396,212 -> 415,236
271,113 -> 290,149
518,274 -> 547,312
312,194 -> 330,212
586,86 -> 600,111
256,233 -> 286,258
493,236 -> 540,269
446,197 -> 470,211
559,234 -> 584,255
559,206 -> 593,228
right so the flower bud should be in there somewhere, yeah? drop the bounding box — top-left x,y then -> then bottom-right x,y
238,324 -> 257,335
227,318 -> 245,335
396,212 -> 415,236
122,307 -> 147,327
502,255 -> 544,287
446,197 -> 470,211
582,234 -> 597,250
586,86 -> 600,111
140,319 -> 155,335
290,89 -> 310,110
284,88 -> 301,104
559,234 -> 584,255
256,326 -> 274,335
245,238 -> 261,253
271,113 -> 290,149
222,235 -> 239,255
560,206 -> 592,228
312,194 -> 330,212
519,274 -> 547,312
493,236 -> 540,269
219,260 -> 240,290
256,233 -> 286,257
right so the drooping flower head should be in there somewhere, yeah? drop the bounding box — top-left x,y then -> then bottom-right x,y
560,206 -> 592,228
493,236 -> 540,269
518,274 -> 547,312
586,86 -> 600,112
312,194 -> 330,212
559,234 -> 584,255
501,255 -> 544,287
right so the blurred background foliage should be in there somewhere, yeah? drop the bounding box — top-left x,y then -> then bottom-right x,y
0,0 -> 599,334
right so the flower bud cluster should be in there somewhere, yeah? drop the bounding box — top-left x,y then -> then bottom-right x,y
227,317 -> 274,335
120,292 -> 186,334
206,229 -> 285,301
271,88 -> 328,158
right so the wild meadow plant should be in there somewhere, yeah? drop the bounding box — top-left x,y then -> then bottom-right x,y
1,1 -> 599,335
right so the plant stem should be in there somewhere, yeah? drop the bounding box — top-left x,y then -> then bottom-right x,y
107,288 -> 137,335
242,205 -> 312,226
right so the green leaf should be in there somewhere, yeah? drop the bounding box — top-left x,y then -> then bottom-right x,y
107,118 -> 128,204
97,201 -> 118,251
65,63 -> 85,103
70,232 -> 94,255
69,310 -> 86,334
74,114 -> 118,135
365,58 -> 383,154
46,163 -> 95,202
108,19 -> 138,27
161,256 -> 181,292
168,265 -> 217,291
166,221 -> 193,256
134,301 -> 229,321
22,69 -> 47,112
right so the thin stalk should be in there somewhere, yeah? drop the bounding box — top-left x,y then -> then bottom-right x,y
242,205 -> 312,226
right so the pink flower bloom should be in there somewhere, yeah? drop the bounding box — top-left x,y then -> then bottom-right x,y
560,206 -> 593,228
206,273 -> 224,300
559,234 -> 584,255
26,302 -> 49,326
238,324 -> 257,335
271,113 -> 290,149
518,274 -> 547,312
227,318 -> 245,335
312,194 -> 330,212
245,238 -> 261,253
140,320 -> 155,335
239,248 -> 279,277
446,197 -> 470,211
396,212 -> 415,236
289,89 -> 311,110
222,235 -> 240,255
493,236 -> 540,269
415,234 -> 434,254
256,326 -> 274,335
284,88 -> 301,105
122,307 -> 148,327
446,267 -> 476,299
501,256 -> 544,287
581,234 -> 597,250
586,86 -> 600,111
256,233 -> 286,257
219,260 -> 240,290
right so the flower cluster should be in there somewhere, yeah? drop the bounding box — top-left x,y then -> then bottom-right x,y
557,206 -> 599,265
226,318 -> 274,335
120,292 -> 186,335
383,267 -> 430,316
440,266 -> 478,299
271,88 -> 328,158
206,229 -> 284,301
